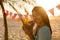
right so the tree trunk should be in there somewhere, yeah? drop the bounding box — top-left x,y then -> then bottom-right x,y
0,2 -> 8,40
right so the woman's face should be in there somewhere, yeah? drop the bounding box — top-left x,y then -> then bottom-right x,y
32,11 -> 43,25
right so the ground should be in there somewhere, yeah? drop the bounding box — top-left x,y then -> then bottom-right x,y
0,16 -> 60,40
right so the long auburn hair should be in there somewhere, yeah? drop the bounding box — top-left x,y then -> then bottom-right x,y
32,6 -> 52,34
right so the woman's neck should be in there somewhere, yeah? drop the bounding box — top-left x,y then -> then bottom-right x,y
38,22 -> 45,28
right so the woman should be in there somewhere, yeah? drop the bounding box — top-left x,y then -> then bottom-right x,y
32,6 -> 52,40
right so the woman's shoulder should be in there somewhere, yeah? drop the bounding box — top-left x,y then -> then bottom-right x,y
42,25 -> 50,28
40,25 -> 50,31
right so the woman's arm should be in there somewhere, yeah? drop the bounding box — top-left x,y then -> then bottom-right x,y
23,21 -> 35,40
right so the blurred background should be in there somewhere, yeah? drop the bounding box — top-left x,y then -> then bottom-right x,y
0,0 -> 60,40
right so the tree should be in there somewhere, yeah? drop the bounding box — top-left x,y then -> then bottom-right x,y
0,0 -> 8,40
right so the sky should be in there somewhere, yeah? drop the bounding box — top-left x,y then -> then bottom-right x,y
36,0 -> 60,16
0,0 -> 60,17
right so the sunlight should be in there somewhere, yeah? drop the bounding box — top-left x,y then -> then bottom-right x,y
0,0 -> 60,18
36,0 -> 60,16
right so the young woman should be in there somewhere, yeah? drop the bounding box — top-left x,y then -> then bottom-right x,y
32,6 -> 52,40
